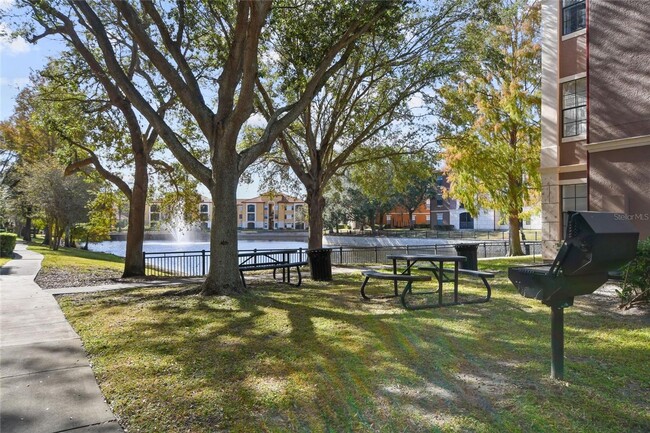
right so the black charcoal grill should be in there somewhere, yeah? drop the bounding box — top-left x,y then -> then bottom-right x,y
508,211 -> 639,379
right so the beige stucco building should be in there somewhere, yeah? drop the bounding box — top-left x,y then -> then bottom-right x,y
144,192 -> 307,231
541,0 -> 650,259
237,193 -> 307,230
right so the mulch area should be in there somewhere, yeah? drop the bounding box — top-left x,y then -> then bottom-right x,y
35,267 -> 153,290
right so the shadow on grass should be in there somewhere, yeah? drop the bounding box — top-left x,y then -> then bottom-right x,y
58,267 -> 650,433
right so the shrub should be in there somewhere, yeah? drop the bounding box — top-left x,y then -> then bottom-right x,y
618,238 -> 650,309
0,233 -> 17,257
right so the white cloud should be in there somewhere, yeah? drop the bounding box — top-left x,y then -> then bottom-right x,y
0,22 -> 32,55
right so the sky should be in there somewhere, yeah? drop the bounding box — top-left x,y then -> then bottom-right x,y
0,2 -> 263,199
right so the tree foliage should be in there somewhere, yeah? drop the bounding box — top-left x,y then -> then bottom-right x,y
435,0 -> 541,255
10,0 -> 400,295
255,0 -> 472,248
16,157 -> 95,250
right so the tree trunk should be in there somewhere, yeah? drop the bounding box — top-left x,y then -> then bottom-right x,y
64,226 -> 71,247
122,152 -> 148,277
23,216 -> 32,242
52,223 -> 62,251
306,188 -> 325,250
508,213 -> 524,256
200,166 -> 244,296
43,224 -> 51,246
409,210 -> 415,230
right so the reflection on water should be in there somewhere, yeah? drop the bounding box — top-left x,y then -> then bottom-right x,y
88,240 -> 308,258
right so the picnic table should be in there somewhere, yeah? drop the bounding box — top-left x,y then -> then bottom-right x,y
386,254 -> 466,309
238,249 -> 307,288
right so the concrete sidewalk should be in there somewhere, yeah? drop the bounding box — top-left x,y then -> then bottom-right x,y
0,242 -> 123,433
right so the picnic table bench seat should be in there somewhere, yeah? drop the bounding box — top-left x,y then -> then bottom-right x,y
238,249 -> 307,288
419,266 -> 495,301
239,261 -> 308,288
359,270 -> 431,301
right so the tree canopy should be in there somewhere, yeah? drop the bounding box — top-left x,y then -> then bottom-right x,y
435,0 -> 541,255
9,0 -> 401,294
254,0 -> 472,248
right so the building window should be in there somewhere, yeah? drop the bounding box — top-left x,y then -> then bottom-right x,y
562,78 -> 586,137
150,204 -> 160,222
562,183 -> 588,235
247,204 -> 255,213
436,213 -> 444,224
286,205 -> 293,211
247,214 -> 255,222
562,0 -> 586,36
386,215 -> 392,221
437,175 -> 444,186
199,204 -> 209,221
436,195 -> 443,206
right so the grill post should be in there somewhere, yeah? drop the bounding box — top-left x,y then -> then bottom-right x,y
551,307 -> 564,380
202,250 -> 206,276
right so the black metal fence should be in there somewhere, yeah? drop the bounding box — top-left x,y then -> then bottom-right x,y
143,241 -> 541,277
330,229 -> 541,241
143,250 -> 208,277
329,242 -> 541,265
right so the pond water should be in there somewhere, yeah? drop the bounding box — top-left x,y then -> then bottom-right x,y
88,240 -> 309,258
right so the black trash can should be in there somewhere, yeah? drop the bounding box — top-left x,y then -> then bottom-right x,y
454,243 -> 479,270
308,248 -> 333,281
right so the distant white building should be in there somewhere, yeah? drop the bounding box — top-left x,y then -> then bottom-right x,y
448,207 -> 541,231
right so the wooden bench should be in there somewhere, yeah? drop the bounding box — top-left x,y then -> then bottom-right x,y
419,266 -> 495,302
360,270 -> 431,306
238,250 -> 307,288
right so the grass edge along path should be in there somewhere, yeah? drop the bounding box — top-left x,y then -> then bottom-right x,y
56,257 -> 649,433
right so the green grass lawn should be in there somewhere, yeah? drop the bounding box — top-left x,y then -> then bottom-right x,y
56,257 -> 649,433
28,240 -> 124,272
0,256 -> 10,267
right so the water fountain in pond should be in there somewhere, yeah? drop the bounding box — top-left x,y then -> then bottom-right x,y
161,207 -> 199,243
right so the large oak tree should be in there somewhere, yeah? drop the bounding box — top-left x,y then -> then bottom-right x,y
13,62 -> 173,276
14,0 -> 397,294
255,0 -> 471,249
